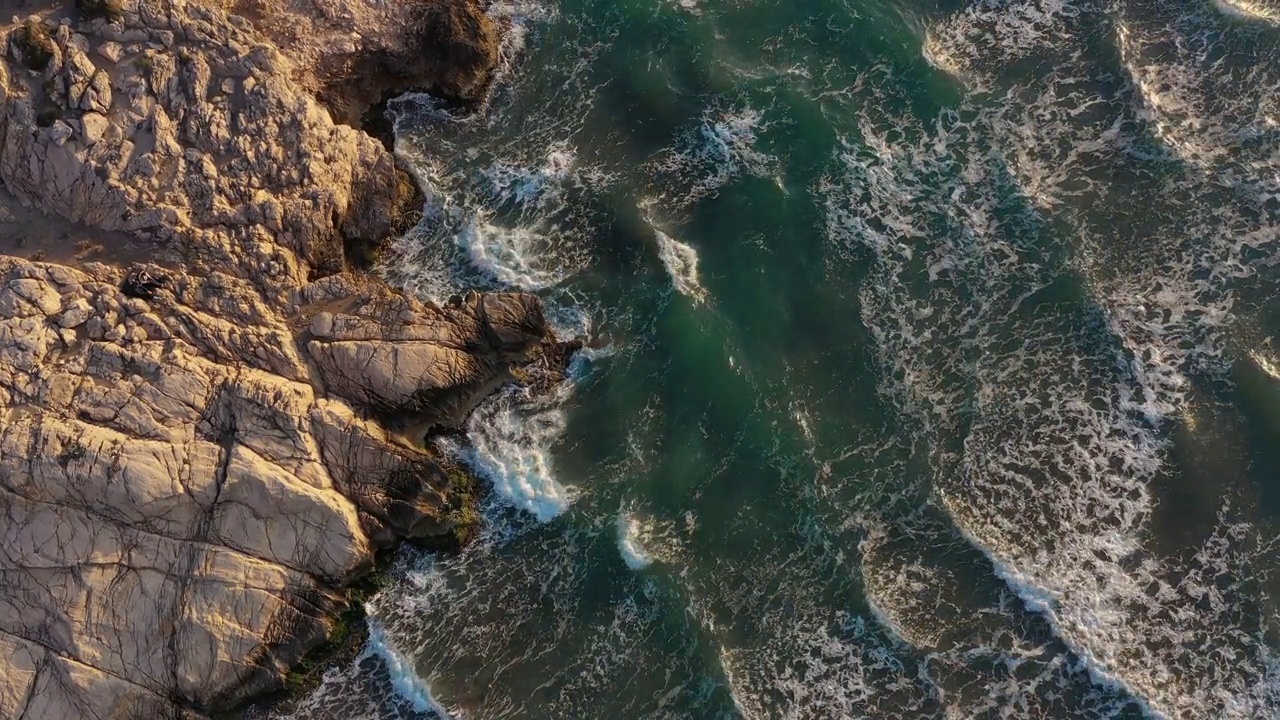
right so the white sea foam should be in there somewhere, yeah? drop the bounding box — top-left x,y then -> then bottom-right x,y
694,106 -> 773,188
717,611 -> 932,719
359,512 -> 717,717
839,503 -> 1148,718
1214,0 -> 1280,24
388,63 -> 594,297
653,229 -> 708,302
384,148 -> 585,299
481,148 -> 576,209
1114,22 -> 1221,166
457,215 -> 565,290
1114,14 -> 1280,168
615,506 -> 680,570
362,620 -> 452,719
674,519 -> 941,719
1250,348 -> 1280,380
457,385 -> 574,522
567,343 -> 616,382
857,527 -> 946,651
821,15 -> 1280,709
616,512 -> 653,570
965,509 -> 1280,719
920,0 -> 1122,212
450,148 -> 596,292
651,104 -> 775,207
921,30 -> 968,83
792,402 -> 815,448
431,195 -> 606,524
448,332 -> 610,524
922,0 -> 1084,94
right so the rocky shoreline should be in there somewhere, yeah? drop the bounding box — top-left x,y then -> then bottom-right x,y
0,1 -> 564,717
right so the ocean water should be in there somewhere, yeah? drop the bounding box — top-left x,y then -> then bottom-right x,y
274,0 -> 1280,717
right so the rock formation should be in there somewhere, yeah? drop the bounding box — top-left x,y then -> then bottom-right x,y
0,1 -> 551,717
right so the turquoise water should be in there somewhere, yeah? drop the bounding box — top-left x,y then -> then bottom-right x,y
278,0 -> 1280,717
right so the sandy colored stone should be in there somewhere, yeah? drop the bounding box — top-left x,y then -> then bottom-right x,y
80,110 -> 108,145
0,255 -> 543,719
0,1 -> 552,718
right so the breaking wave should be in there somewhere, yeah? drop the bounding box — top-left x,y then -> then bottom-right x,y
1214,0 -> 1280,24
653,228 -> 708,302
457,215 -> 566,291
450,380 -> 576,523
616,511 -> 653,570
615,504 -> 682,570
364,621 -> 452,719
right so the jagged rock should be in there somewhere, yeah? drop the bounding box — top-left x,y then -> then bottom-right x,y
309,310 -> 333,337
0,0 -> 528,718
58,296 -> 93,327
0,253 -> 548,717
414,0 -> 501,101
49,118 -> 72,145
309,291 -> 547,424
64,47 -> 98,107
4,276 -> 63,315
262,0 -> 504,129
96,40 -> 124,62
80,109 -> 107,144
82,67 -> 112,112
